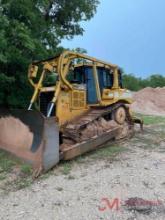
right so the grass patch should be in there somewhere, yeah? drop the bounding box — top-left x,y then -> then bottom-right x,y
0,150 -> 18,172
62,162 -> 71,175
0,150 -> 33,193
90,145 -> 127,159
1,177 -> 33,192
74,155 -> 86,164
15,178 -> 32,190
0,173 -> 6,181
20,164 -> 32,175
0,150 -> 33,176
136,114 -> 165,125
8,177 -> 33,191
39,170 -> 54,180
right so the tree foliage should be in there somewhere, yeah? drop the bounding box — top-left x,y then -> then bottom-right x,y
123,74 -> 165,91
0,0 -> 99,107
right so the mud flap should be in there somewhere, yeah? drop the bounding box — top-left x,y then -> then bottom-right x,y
0,109 -> 59,176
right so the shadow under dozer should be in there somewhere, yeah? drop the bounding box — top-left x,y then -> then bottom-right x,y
0,109 -> 59,177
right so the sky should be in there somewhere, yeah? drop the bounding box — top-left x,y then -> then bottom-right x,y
62,0 -> 165,78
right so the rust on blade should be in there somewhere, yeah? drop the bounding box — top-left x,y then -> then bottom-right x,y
0,109 -> 59,176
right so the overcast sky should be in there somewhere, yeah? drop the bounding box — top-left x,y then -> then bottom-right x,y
62,0 -> 165,78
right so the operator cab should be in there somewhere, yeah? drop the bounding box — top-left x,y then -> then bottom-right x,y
68,65 -> 114,104
38,64 -> 121,116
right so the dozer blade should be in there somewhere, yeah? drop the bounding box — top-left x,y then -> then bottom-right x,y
0,109 -> 59,176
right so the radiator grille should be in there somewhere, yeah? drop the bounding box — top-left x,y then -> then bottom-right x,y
72,91 -> 86,109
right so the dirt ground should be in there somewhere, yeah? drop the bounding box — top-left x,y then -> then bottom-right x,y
0,115 -> 165,220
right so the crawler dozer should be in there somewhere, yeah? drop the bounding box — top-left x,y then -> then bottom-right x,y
0,51 -> 142,176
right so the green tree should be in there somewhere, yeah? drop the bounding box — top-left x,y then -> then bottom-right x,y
0,0 -> 99,107
148,74 -> 165,87
72,47 -> 87,54
123,73 -> 165,91
72,47 -> 87,63
123,74 -> 143,91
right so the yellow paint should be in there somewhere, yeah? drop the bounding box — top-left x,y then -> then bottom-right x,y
28,51 -> 133,127
56,90 -> 88,125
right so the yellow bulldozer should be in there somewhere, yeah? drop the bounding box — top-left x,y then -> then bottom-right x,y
0,51 -> 142,176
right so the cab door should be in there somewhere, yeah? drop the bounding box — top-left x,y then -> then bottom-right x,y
85,67 -> 98,104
